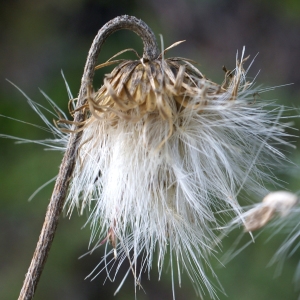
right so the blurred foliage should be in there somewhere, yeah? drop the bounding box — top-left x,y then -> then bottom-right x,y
1,0 -> 300,299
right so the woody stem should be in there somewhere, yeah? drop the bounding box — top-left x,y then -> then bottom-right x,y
18,15 -> 159,300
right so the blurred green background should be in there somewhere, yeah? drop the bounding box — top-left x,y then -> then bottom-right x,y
1,0 -> 300,299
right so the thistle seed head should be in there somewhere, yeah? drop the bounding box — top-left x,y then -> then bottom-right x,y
60,43 -> 289,298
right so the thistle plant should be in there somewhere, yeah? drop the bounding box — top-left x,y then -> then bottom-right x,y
7,15 -> 294,300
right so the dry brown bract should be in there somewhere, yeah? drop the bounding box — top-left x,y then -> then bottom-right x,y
57,44 -> 249,149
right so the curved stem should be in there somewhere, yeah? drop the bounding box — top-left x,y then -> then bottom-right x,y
18,15 -> 159,300
83,15 -> 159,82
79,15 -> 159,115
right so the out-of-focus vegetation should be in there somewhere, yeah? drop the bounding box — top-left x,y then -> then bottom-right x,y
1,1 -> 300,299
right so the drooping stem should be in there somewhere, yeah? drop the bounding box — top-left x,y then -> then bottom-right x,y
18,15 -> 159,300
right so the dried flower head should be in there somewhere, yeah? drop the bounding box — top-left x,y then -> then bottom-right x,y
4,16 -> 294,300
58,27 -> 290,299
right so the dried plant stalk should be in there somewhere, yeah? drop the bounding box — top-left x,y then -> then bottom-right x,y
18,15 -> 159,300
